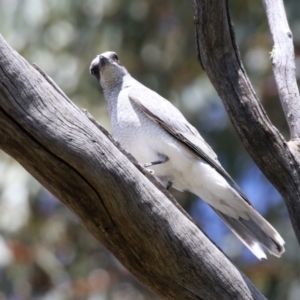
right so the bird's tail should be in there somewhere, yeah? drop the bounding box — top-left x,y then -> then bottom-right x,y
212,206 -> 285,260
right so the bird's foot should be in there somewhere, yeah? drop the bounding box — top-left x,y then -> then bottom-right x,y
146,168 -> 155,175
143,156 -> 169,168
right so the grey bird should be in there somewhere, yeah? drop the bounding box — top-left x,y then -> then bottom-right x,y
89,51 -> 285,259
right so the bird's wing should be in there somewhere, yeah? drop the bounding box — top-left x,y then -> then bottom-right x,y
128,86 -> 250,205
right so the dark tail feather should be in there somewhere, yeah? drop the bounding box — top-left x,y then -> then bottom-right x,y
212,207 -> 285,259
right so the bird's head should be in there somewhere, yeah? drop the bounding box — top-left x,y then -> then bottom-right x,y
89,51 -> 127,90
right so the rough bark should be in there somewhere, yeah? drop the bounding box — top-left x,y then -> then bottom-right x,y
262,0 -> 300,140
0,35 -> 266,299
193,0 -> 300,244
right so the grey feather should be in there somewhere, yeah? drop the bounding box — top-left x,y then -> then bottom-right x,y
129,93 -> 250,204
214,207 -> 284,258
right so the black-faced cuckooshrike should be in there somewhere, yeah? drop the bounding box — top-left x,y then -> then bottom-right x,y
90,51 -> 285,259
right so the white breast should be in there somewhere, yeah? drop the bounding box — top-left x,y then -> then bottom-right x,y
107,88 -> 196,189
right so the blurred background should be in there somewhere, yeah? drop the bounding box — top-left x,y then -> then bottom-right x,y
0,0 -> 300,299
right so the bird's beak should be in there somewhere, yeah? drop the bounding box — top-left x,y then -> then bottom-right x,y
99,55 -> 109,68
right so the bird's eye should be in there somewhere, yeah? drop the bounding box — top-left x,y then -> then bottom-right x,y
113,53 -> 118,61
90,65 -> 99,76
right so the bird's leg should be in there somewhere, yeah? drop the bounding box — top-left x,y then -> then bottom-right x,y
166,182 -> 173,190
143,155 -> 169,168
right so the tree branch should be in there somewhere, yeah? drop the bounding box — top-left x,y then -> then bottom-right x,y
193,0 -> 300,244
262,0 -> 300,140
0,35 -> 265,299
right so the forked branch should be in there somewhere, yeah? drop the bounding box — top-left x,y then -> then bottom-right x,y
193,0 -> 300,244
